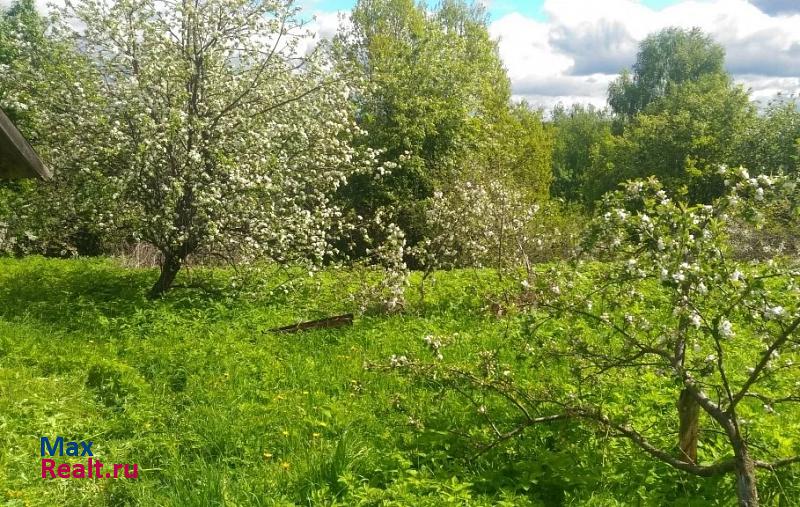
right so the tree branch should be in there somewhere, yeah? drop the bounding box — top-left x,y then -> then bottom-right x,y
754,455 -> 800,471
730,315 -> 800,410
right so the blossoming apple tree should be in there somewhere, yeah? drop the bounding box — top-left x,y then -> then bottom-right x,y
383,168 -> 800,506
53,0 -> 384,296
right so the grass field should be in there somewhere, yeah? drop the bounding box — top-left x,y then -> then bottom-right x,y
1,257 -> 798,506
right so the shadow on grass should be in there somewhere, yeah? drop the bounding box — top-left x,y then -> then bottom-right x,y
0,257 -> 151,325
0,257 -> 334,338
0,257 -> 231,330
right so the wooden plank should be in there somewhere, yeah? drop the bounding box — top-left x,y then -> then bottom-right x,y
266,313 -> 354,334
0,108 -> 51,180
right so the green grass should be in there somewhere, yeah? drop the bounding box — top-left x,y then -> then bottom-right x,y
0,257 -> 798,506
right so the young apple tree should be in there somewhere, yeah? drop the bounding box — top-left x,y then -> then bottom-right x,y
55,0 -> 381,296
380,169 -> 800,506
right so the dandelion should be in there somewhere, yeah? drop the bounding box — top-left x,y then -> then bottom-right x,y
281,462 -> 291,470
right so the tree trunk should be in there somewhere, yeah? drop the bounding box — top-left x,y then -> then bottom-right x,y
677,388 -> 700,463
734,444 -> 759,507
149,254 -> 182,298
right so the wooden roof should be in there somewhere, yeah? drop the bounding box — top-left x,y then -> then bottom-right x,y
0,108 -> 51,180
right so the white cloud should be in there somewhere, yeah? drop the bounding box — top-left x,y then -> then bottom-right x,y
738,75 -> 800,101
490,0 -> 800,108
296,10 -> 347,56
490,13 -> 572,80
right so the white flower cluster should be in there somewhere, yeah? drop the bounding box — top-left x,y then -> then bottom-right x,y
389,354 -> 409,368
422,334 -> 445,361
556,173 -> 800,384
356,221 -> 409,313
411,179 -> 545,276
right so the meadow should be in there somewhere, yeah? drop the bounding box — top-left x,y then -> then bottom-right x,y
1,257 -> 798,506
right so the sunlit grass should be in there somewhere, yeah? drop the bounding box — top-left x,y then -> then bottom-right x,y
0,257 -> 797,505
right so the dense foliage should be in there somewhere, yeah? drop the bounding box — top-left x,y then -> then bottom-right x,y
335,0 -> 552,256
586,75 -> 754,204
549,104 -> 611,202
607,27 -> 727,120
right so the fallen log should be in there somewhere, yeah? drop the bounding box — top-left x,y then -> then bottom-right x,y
266,313 -> 354,334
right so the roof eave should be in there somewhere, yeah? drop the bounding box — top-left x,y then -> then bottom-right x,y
0,108 -> 51,180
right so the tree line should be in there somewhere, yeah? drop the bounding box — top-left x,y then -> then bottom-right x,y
0,0 -> 798,296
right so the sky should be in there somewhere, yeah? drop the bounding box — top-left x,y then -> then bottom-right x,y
301,0 -> 800,109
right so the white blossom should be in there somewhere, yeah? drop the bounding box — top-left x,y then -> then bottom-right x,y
718,319 -> 734,338
763,306 -> 784,320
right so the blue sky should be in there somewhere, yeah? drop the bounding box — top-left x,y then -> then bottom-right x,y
303,0 -> 800,108
487,0 -> 680,21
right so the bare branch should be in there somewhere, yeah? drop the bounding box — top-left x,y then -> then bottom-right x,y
568,408 -> 736,477
754,456 -> 800,471
478,414 -> 571,454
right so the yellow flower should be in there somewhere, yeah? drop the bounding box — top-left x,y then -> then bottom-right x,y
281,430 -> 289,436
263,452 -> 273,460
281,462 -> 291,470
312,432 -> 321,438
